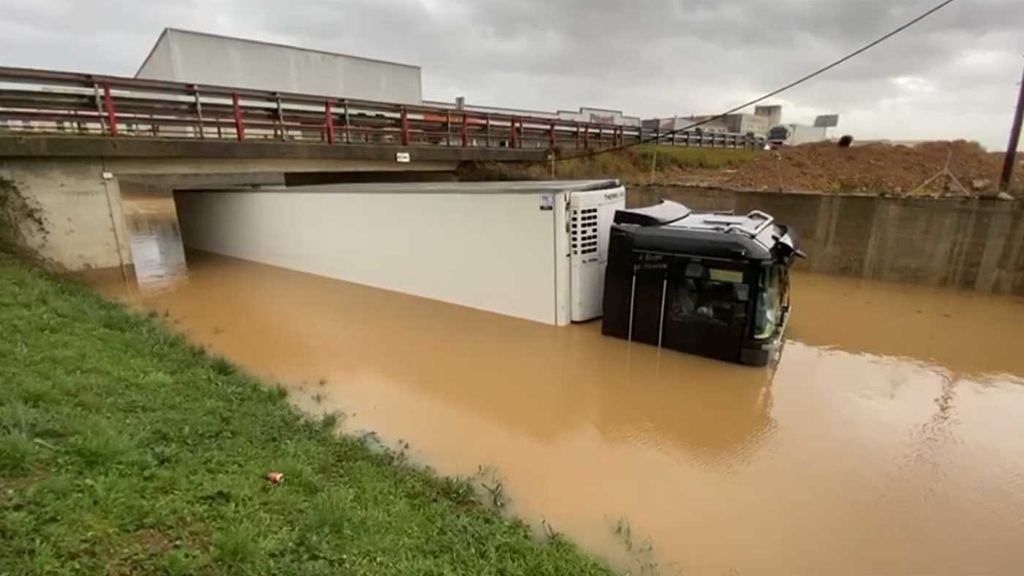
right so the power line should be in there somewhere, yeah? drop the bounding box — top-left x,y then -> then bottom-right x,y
559,0 -> 958,161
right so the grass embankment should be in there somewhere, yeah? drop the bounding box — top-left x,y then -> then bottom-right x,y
0,254 -> 612,575
460,144 -> 756,185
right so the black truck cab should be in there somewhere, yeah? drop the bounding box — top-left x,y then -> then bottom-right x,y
601,200 -> 802,366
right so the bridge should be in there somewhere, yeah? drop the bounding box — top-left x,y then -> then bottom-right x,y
0,66 -> 763,272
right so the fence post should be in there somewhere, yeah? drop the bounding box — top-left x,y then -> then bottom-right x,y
400,106 -> 410,146
510,117 -> 519,149
485,114 -> 492,147
324,100 -> 335,144
549,122 -> 556,149
583,124 -> 590,149
461,114 -> 469,147
101,82 -> 118,137
232,92 -> 245,141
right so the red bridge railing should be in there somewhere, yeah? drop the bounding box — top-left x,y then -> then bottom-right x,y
0,66 -> 765,152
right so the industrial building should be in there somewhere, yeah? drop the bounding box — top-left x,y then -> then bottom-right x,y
136,28 -> 423,105
129,29 -> 826,146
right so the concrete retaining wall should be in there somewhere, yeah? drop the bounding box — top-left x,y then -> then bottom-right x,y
0,158 -> 130,271
631,187 -> 1024,295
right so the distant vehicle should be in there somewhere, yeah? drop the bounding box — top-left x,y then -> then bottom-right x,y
767,123 -> 828,147
601,200 -> 803,366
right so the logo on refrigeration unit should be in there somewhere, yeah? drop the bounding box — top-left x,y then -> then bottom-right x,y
605,191 -> 625,200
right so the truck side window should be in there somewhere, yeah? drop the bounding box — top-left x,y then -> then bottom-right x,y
669,266 -> 743,326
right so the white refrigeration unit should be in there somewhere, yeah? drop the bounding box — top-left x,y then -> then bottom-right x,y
174,180 -> 626,325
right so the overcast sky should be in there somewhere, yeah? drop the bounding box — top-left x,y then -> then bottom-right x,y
1,0 -> 1022,149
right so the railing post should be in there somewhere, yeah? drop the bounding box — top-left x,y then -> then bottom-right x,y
232,92 -> 245,141
342,99 -> 351,144
510,117 -> 518,149
446,111 -> 452,147
548,122 -> 556,149
400,106 -> 410,146
324,100 -> 335,144
274,95 -> 285,141
485,115 -> 491,147
191,85 -> 205,139
461,113 -> 469,147
101,82 -> 118,137
583,124 -> 590,149
575,122 -> 580,149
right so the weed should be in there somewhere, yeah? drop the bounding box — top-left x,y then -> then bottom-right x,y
615,517 -> 634,551
475,465 -> 510,511
613,517 -> 661,576
213,524 -> 262,571
0,433 -> 33,474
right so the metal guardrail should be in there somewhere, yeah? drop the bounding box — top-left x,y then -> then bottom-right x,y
0,66 -> 764,153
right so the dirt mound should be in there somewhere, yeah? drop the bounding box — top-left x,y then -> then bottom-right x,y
712,140 -> 1012,196
461,140 -> 1021,197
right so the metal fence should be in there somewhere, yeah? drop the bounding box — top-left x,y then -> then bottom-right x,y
0,66 -> 764,152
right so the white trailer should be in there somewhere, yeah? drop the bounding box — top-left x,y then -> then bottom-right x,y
174,180 -> 626,326
136,28 -> 423,105
767,123 -> 828,146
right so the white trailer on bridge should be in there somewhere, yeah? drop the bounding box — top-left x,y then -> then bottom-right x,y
136,28 -> 423,105
175,180 -> 626,325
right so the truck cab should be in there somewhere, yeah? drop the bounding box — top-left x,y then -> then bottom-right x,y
601,200 -> 802,366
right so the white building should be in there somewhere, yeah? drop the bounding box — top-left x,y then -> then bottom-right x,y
136,28 -> 423,105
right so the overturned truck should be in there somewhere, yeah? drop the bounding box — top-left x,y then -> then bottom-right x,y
602,201 -> 802,366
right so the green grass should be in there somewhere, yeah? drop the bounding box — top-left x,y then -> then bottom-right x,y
0,253 -> 613,576
633,145 -> 757,170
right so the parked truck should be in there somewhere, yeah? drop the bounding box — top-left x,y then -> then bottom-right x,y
767,123 -> 827,147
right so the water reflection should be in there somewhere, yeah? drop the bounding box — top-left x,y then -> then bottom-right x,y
121,192 -> 188,292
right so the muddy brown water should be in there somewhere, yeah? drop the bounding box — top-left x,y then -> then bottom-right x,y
88,196 -> 1024,575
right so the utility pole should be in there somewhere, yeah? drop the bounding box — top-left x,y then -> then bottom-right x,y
999,61 -> 1024,192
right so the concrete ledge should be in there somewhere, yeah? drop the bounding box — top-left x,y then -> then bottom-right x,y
0,134 -> 548,163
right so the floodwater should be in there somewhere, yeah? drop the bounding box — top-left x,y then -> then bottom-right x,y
88,198 -> 1024,575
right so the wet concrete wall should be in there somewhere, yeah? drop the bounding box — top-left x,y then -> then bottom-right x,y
631,187 -> 1024,295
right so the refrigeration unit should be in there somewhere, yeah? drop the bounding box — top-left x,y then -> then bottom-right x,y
175,180 -> 626,326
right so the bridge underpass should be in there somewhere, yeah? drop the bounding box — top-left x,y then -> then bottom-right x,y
1,134 -> 533,272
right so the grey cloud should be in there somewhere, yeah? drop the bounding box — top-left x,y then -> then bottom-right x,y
0,0 -> 1020,148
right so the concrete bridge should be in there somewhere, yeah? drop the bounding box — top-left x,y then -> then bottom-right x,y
0,66 -> 586,271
